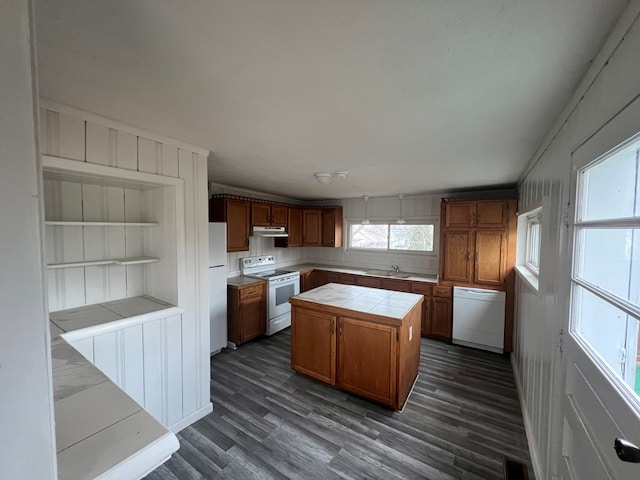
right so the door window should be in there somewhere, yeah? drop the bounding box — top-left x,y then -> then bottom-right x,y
572,135 -> 640,401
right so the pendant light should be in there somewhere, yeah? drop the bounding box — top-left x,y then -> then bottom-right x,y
396,194 -> 406,224
362,195 -> 370,225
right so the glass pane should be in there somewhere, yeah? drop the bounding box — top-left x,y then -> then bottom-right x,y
581,141 -> 640,221
573,285 -> 640,397
576,228 -> 640,305
527,221 -> 540,267
275,283 -> 294,306
350,224 -> 388,249
389,225 -> 434,251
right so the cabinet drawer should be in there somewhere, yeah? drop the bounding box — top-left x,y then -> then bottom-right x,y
432,286 -> 452,298
239,283 -> 265,301
340,274 -> 357,285
381,278 -> 411,292
326,272 -> 341,283
410,283 -> 432,296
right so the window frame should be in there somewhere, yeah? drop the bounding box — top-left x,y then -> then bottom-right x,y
346,219 -> 438,255
569,128 -> 640,406
525,210 -> 542,274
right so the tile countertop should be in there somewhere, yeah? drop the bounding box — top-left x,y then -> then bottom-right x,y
291,283 -> 423,320
283,263 -> 439,283
51,332 -> 179,480
227,275 -> 268,287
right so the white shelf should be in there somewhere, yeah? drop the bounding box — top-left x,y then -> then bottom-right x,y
47,257 -> 159,269
45,221 -> 158,227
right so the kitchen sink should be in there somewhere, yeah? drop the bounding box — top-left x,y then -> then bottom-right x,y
364,270 -> 413,278
365,269 -> 396,276
391,272 -> 412,278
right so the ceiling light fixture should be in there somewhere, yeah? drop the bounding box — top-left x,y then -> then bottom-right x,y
396,194 -> 406,224
362,195 -> 370,225
314,171 -> 348,184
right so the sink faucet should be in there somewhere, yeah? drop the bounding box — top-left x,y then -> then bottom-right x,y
391,264 -> 400,273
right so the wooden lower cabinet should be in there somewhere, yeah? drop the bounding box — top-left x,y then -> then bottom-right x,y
291,307 -> 336,384
227,282 -> 266,346
429,286 -> 453,341
336,317 -> 396,406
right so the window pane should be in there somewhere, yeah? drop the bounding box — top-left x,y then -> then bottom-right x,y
527,221 -> 540,268
581,142 -> 640,221
576,228 -> 640,305
389,225 -> 434,251
350,224 -> 388,249
573,285 -> 640,397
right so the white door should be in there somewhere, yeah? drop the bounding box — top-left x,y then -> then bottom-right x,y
559,96 -> 640,479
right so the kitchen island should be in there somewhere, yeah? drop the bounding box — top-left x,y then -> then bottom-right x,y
289,283 -> 423,410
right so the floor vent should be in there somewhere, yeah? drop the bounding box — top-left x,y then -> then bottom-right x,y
503,456 -> 529,480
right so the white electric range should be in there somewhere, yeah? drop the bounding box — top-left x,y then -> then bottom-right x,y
241,256 -> 300,335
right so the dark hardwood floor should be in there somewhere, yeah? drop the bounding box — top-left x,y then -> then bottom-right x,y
145,331 -> 532,479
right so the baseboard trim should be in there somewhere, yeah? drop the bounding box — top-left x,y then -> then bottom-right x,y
511,355 -> 544,480
169,403 -> 213,433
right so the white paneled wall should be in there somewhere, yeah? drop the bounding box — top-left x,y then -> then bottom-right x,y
40,100 -> 212,432
306,194 -> 442,275
513,3 -> 640,478
68,313 -> 185,428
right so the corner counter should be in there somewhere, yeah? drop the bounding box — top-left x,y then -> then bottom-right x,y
51,333 -> 178,480
290,283 -> 423,410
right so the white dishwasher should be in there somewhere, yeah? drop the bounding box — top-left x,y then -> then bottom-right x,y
452,287 -> 506,353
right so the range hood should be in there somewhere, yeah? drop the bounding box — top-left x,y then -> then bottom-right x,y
251,226 -> 288,238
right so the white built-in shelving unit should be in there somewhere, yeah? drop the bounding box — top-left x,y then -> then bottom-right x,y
40,100 -> 211,434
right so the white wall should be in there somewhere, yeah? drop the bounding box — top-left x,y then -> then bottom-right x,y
513,2 -> 640,478
0,0 -> 57,478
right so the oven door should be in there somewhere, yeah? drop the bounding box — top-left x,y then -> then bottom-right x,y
269,277 -> 300,319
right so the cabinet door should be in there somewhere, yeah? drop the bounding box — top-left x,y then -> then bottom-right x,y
239,297 -> 265,344
300,271 -> 313,292
337,317 -> 397,406
303,210 -> 322,246
251,203 -> 271,226
291,307 -> 336,384
356,276 -> 381,288
444,202 -> 475,228
283,207 -> 302,247
381,278 -> 411,292
227,200 -> 250,252
474,230 -> 507,285
421,296 -> 432,336
325,272 -> 341,284
475,200 -> 508,228
321,208 -> 342,247
311,270 -> 327,289
441,230 -> 473,283
431,297 -> 452,340
271,205 -> 288,227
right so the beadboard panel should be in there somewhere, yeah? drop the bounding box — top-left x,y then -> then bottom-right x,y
68,314 -> 185,429
513,4 -> 640,479
40,101 -> 211,433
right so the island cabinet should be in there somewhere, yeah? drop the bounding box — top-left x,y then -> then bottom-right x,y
290,283 -> 423,410
227,281 -> 267,347
210,197 -> 250,252
251,202 -> 288,227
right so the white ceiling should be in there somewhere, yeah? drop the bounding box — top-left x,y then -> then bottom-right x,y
34,0 -> 627,200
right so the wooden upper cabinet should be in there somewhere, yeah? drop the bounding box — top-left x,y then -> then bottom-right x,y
251,203 -> 288,227
321,207 -> 343,247
287,207 -> 303,247
303,209 -> 322,246
209,198 -> 250,252
444,202 -> 475,228
439,198 -> 516,288
444,200 -> 509,228
475,201 -> 508,228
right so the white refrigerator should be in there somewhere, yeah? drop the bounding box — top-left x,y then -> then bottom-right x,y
209,222 -> 228,355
